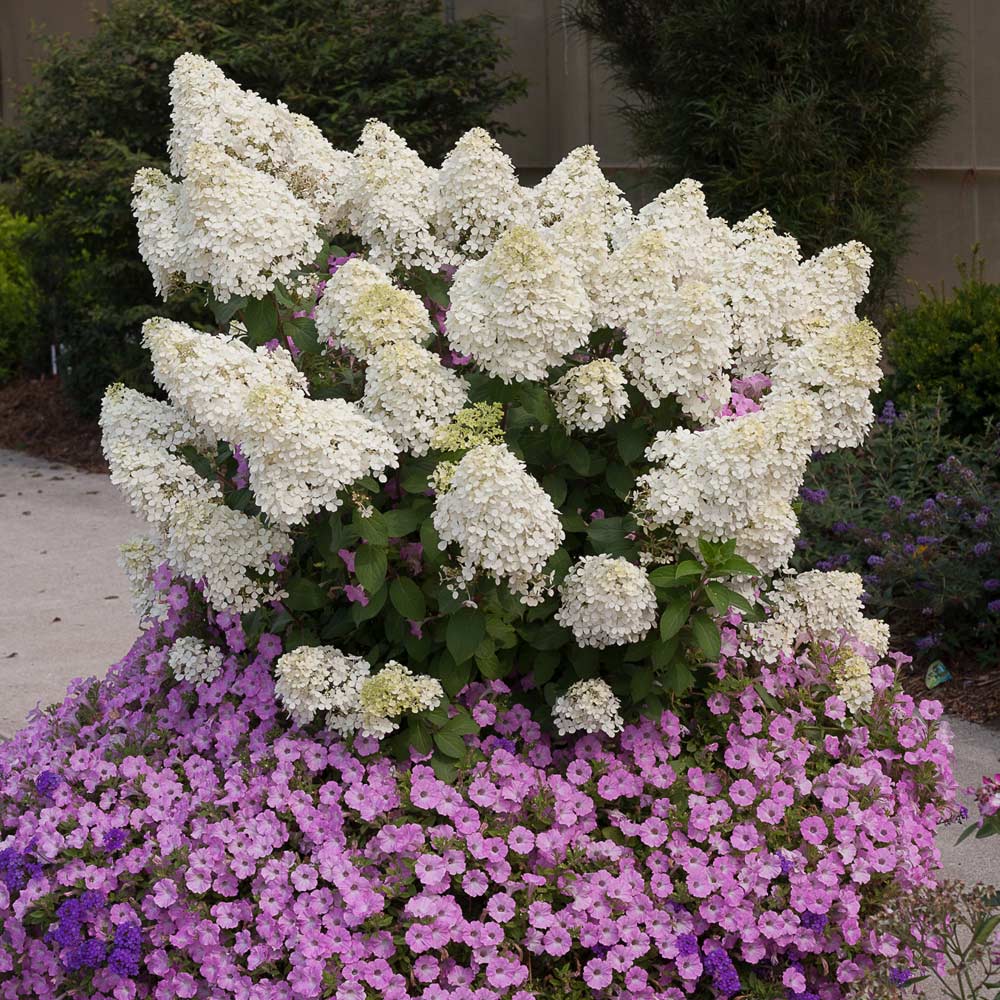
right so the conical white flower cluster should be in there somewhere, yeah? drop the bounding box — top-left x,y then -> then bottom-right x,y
434,127 -> 535,259
357,662 -> 444,739
432,444 -> 564,602
638,399 -> 820,573
167,52 -> 353,229
746,570 -> 890,663
550,359 -> 629,433
343,119 -> 445,271
168,636 -> 224,686
315,258 -> 434,359
556,555 -> 657,648
552,678 -> 624,737
446,225 -> 592,383
101,385 -> 290,612
142,317 -> 398,527
362,340 -> 468,456
274,646 -> 370,727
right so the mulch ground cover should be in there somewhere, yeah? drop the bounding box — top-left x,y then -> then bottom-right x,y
900,659 -> 1000,725
0,377 -> 107,473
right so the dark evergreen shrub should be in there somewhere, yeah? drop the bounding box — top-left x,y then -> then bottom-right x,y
571,0 -> 953,315
1,0 -> 524,415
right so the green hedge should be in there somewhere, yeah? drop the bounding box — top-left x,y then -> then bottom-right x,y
0,206 -> 41,382
1,0 -> 525,415
571,0 -> 953,314
886,256 -> 1000,437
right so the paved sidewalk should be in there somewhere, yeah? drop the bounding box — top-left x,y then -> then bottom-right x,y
0,449 -> 142,738
1,447 -> 998,893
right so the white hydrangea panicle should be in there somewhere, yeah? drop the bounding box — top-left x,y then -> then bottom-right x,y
728,211 -> 804,373
638,398 -> 819,573
168,53 -> 282,176
142,318 -> 306,443
101,384 -> 291,613
746,569 -> 890,663
634,179 -> 736,284
163,496 -> 291,612
434,128 -> 535,259
543,213 -> 614,324
100,385 -> 214,527
356,661 -> 445,739
556,555 -> 657,648
798,241 -> 872,329
119,537 -> 170,623
132,169 -> 185,298
314,258 -> 434,359
617,277 -> 733,410
446,225 -> 592,382
362,340 -> 468,456
175,143 -> 322,302
552,678 -> 624,737
550,359 -> 629,433
168,636 -> 225,686
274,646 -> 371,727
278,112 -> 355,232
432,443 -> 564,602
343,119 -> 446,271
242,386 -> 398,527
532,146 -> 635,246
600,228 -> 677,331
832,649 -> 876,714
767,318 -> 882,451
169,54 -> 355,233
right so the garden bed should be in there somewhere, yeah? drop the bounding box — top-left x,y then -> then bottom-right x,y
0,377 -> 107,473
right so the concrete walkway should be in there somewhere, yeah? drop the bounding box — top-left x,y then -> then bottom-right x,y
0,449 -> 142,738
1,447 -> 998,889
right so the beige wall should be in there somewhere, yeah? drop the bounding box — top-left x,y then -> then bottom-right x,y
461,0 -> 998,303
2,0 -> 994,300
0,0 -> 108,121
906,0 -> 1000,297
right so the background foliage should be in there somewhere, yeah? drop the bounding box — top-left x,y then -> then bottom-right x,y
886,255 -> 1000,437
571,0 -> 953,314
0,206 -> 41,382
0,0 -> 524,415
795,399 -> 1000,671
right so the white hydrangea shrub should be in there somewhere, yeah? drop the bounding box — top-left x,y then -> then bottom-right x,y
113,53 -> 894,746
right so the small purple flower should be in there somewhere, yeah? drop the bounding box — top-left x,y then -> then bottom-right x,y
338,548 -> 357,573
984,579 -> 1000,592
102,828 -> 128,853
344,584 -> 368,607
676,933 -> 699,956
799,487 -> 828,505
887,495 -> 903,510
108,922 -> 142,978
878,400 -> 897,425
257,633 -> 282,660
988,600 -> 1000,614
35,771 -> 61,797
65,938 -> 106,971
973,542 -> 991,557
889,968 -> 911,987
866,555 -> 885,568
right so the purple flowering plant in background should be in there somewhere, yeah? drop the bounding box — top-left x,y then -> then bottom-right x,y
796,399 -> 1000,668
